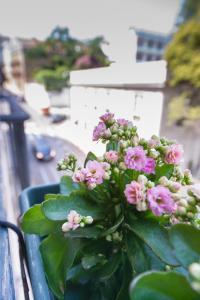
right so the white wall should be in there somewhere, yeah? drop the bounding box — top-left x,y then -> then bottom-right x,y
69,62 -> 166,155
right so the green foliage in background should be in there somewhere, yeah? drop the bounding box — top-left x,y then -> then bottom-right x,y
34,67 -> 69,91
165,19 -> 200,88
25,27 -> 109,91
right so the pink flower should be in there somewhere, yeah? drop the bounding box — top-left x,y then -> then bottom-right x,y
117,118 -> 130,127
85,160 -> 105,184
62,210 -> 81,232
124,181 -> 144,204
142,157 -> 156,174
73,170 -> 86,183
165,144 -> 183,165
104,151 -> 118,163
100,112 -> 114,122
148,138 -> 159,148
147,185 -> 177,216
68,210 -> 81,225
124,146 -> 147,171
93,122 -> 106,141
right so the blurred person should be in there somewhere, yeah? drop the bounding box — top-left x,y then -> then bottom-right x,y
1,38 -> 51,115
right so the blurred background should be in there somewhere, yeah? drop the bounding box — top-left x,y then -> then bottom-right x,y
1,0 -> 200,298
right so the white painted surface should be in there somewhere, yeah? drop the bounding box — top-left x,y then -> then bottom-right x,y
69,62 -> 166,155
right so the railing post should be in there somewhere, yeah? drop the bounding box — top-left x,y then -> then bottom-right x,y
12,121 -> 30,189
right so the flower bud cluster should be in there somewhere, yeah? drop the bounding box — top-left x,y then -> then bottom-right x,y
170,185 -> 198,223
57,154 -> 77,172
106,231 -> 123,242
62,210 -> 93,232
93,112 -> 137,143
73,160 -> 111,190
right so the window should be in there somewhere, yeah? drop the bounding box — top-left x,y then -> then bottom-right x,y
147,54 -> 153,61
136,52 -> 143,61
148,39 -> 154,48
157,41 -> 163,49
138,37 -> 144,46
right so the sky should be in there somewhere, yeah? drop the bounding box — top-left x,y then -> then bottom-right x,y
0,0 -> 180,41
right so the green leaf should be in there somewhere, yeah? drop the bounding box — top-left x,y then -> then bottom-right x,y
42,194 -> 104,221
155,163 -> 174,181
64,283 -> 90,300
67,264 -> 90,284
101,214 -> 124,237
40,234 -> 80,299
82,254 -> 106,270
170,224 -> 200,267
84,152 -> 97,167
106,141 -> 119,151
115,257 -> 132,300
44,194 -> 58,201
60,176 -> 80,196
126,231 -> 165,274
97,252 -> 122,281
21,204 -> 60,236
130,271 -> 200,300
127,215 -> 179,266
64,226 -> 102,239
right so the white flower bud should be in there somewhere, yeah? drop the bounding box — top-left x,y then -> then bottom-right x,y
177,206 -> 187,215
189,263 -> 200,280
178,199 -> 188,208
159,176 -> 169,186
62,222 -> 71,232
136,201 -> 148,211
147,181 -> 155,188
85,216 -> 93,224
137,175 -> 148,185
119,162 -> 127,170
79,222 -> 85,228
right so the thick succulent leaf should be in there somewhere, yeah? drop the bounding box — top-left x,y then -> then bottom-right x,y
67,264 -> 90,284
126,231 -> 165,274
84,152 -> 97,167
82,254 -> 106,270
115,258 -> 133,300
42,194 -> 104,221
170,223 -> 200,267
155,164 -> 174,181
60,176 -> 80,195
96,252 -> 121,281
21,204 -> 60,235
64,283 -> 90,300
40,234 -> 80,299
130,271 -> 200,300
127,215 -> 179,266
64,226 -> 102,239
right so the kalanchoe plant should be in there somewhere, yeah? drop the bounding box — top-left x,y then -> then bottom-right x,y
21,112 -> 200,300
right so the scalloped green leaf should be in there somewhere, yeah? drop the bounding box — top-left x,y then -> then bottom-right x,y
127,215 -> 179,266
130,271 -> 200,300
60,176 -> 80,196
21,204 -> 60,236
170,223 -> 200,267
40,234 -> 80,299
42,194 -> 104,221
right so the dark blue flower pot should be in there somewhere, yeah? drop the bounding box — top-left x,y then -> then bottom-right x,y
20,184 -> 60,300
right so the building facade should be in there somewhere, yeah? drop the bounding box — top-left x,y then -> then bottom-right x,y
134,29 -> 169,62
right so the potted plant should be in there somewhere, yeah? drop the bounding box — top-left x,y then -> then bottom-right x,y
20,112 -> 200,300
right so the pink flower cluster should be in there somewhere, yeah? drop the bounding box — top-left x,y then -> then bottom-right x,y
62,210 -> 93,232
165,144 -> 183,165
73,160 -> 110,189
104,150 -> 118,164
124,146 -> 155,174
93,122 -> 107,141
62,210 -> 81,232
124,181 -> 177,216
100,112 -> 114,123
